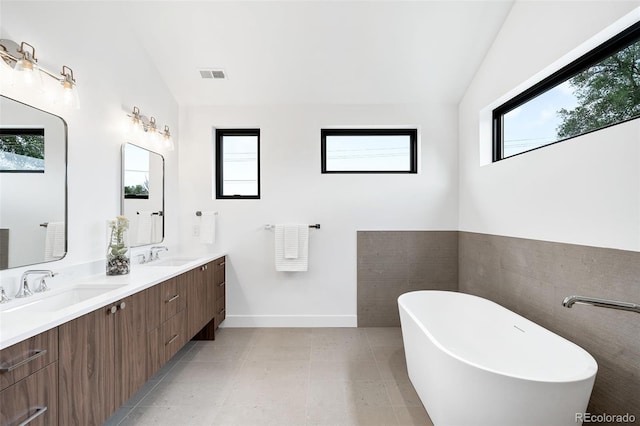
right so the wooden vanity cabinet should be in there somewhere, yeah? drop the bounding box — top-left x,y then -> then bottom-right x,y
0,329 -> 58,425
214,256 -> 226,330
186,265 -> 208,339
147,275 -> 187,378
190,256 -> 226,340
1,256 -> 226,425
58,290 -> 147,425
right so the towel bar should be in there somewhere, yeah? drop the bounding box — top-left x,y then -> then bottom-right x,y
196,211 -> 218,217
265,224 -> 320,230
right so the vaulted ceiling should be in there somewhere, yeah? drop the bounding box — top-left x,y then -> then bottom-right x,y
123,1 -> 514,106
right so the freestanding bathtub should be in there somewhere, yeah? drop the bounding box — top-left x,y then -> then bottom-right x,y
398,291 -> 597,426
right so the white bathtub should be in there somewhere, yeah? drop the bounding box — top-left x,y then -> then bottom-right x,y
398,290 -> 597,426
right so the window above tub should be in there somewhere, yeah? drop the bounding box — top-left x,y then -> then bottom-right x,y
493,20 -> 640,161
321,129 -> 418,173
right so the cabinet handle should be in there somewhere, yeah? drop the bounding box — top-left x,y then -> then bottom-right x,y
165,334 -> 179,345
166,294 -> 180,303
218,308 -> 225,315
16,406 -> 48,426
119,301 -> 126,310
218,282 -> 225,287
0,349 -> 47,373
200,266 -> 205,271
107,305 -> 117,314
220,262 -> 226,266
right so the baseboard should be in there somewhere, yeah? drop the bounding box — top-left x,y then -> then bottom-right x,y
221,315 -> 357,328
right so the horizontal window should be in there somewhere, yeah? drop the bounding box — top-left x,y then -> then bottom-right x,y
493,21 -> 640,161
215,129 -> 260,199
321,129 -> 418,173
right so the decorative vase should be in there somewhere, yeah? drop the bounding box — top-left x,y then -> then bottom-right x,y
106,216 -> 130,275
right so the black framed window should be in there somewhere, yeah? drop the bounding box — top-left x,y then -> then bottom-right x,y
493,21 -> 640,161
215,128 -> 260,199
321,129 -> 417,173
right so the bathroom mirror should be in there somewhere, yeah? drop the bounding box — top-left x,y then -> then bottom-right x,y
0,95 -> 67,270
121,143 -> 164,247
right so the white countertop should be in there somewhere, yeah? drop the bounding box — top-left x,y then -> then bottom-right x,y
0,253 -> 226,350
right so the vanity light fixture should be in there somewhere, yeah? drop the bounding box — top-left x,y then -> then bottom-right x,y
0,39 -> 80,109
125,106 -> 174,151
163,125 -> 174,151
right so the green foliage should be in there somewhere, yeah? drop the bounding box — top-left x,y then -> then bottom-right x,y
124,184 -> 149,197
0,134 -> 44,159
557,41 -> 640,139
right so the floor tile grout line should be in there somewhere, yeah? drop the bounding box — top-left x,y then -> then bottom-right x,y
116,341 -> 199,424
367,328 -> 403,426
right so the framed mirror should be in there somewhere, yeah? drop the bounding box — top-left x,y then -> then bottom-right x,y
121,143 -> 164,247
0,95 -> 67,270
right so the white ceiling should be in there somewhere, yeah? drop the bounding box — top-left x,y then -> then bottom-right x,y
124,1 -> 514,106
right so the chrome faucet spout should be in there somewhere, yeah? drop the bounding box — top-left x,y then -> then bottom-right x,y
149,246 -> 168,260
562,295 -> 640,314
16,270 -> 57,298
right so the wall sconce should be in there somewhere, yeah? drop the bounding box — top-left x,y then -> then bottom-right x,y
0,39 -> 79,109
125,106 -> 174,151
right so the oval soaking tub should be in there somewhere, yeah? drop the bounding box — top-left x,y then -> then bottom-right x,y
398,291 -> 597,426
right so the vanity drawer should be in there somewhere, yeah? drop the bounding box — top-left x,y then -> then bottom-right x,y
214,257 -> 225,286
162,310 -> 186,363
0,361 -> 57,426
160,275 -> 187,323
215,296 -> 226,329
0,328 -> 58,392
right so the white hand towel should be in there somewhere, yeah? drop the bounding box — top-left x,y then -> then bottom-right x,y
136,212 -> 153,245
200,211 -> 217,244
45,221 -> 65,260
283,225 -> 299,259
152,215 -> 163,243
275,224 -> 309,271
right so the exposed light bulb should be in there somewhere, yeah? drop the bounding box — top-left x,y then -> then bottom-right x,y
11,42 -> 43,93
163,125 -> 174,151
59,66 -> 79,109
148,117 -> 161,145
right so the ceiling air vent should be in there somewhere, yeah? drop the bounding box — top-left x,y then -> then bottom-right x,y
199,69 -> 226,79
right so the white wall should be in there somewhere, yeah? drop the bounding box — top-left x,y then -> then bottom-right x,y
459,1 -> 640,252
178,103 -> 458,326
0,1 -> 179,293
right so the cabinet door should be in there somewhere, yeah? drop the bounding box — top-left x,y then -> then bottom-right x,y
0,362 -> 57,426
58,305 -> 116,425
114,291 -> 147,407
186,266 -> 206,339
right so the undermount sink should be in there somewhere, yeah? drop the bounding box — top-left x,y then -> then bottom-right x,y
146,258 -> 198,267
1,284 -> 125,314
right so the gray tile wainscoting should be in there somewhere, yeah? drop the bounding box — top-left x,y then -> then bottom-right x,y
357,231 -> 458,327
459,231 -> 640,423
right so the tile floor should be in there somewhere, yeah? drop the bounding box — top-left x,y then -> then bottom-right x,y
104,327 -> 433,426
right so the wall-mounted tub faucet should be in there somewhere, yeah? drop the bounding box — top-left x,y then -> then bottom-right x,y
562,295 -> 640,314
16,270 -> 57,298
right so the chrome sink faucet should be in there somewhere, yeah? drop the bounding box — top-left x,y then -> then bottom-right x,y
16,270 -> 57,298
149,246 -> 168,261
0,287 -> 10,304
